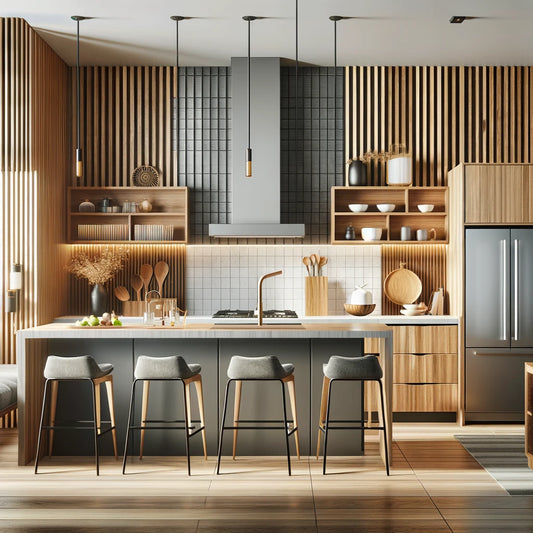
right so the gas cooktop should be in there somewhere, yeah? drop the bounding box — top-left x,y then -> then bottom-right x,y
212,309 -> 298,319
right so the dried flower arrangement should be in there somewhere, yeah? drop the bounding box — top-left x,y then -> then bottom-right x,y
66,246 -> 129,286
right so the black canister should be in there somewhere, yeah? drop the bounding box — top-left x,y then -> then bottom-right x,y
347,160 -> 367,186
345,224 -> 356,240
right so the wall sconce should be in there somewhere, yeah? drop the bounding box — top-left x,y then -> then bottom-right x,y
10,264 -> 22,290
5,290 -> 17,313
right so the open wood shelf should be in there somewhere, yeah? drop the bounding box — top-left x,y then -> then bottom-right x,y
331,186 -> 448,244
68,187 -> 188,244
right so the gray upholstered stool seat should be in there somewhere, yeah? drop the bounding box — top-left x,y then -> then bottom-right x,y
35,355 -> 118,476
217,355 -> 300,475
44,355 -> 113,380
134,355 -> 201,380
323,355 -> 382,380
317,354 -> 389,476
227,355 -> 294,380
123,355 -> 207,475
0,364 -> 17,416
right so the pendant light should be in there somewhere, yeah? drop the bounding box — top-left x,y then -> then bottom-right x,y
295,0 -> 299,136
243,16 -> 256,178
71,16 -> 87,179
329,16 -> 343,184
170,16 -> 185,181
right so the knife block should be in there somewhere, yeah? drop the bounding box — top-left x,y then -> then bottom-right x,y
305,277 -> 328,316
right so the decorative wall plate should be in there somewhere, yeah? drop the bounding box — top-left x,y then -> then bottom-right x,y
131,165 -> 159,187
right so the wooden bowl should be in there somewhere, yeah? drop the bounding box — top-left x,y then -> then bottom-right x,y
344,303 -> 376,316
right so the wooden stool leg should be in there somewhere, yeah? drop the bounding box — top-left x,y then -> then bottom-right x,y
48,380 -> 59,457
232,380 -> 242,460
193,375 -> 208,460
316,376 -> 330,459
284,375 -> 300,459
139,380 -> 150,459
104,376 -> 118,460
95,380 -> 102,435
185,381 -> 192,435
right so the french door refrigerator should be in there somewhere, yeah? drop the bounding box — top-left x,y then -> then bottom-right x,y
465,228 -> 533,422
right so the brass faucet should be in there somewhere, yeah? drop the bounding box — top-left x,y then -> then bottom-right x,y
257,270 -> 282,326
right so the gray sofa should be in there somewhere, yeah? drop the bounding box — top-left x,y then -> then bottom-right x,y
0,365 -> 17,416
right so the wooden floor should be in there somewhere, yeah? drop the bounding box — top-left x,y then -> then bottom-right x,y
0,424 -> 531,532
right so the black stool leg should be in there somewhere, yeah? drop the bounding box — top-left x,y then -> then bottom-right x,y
34,379 -> 51,474
90,380 -> 100,475
182,380 -> 191,476
378,379 -> 390,476
280,380 -> 291,476
322,379 -> 334,475
122,379 -> 138,474
216,379 -> 232,474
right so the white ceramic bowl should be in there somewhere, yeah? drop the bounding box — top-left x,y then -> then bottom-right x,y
417,204 -> 434,213
402,304 -> 419,310
376,203 -> 395,213
349,204 -> 368,213
361,227 -> 382,241
400,309 -> 426,316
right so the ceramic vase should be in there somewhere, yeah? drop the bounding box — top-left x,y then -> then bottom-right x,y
348,160 -> 367,186
91,284 -> 107,316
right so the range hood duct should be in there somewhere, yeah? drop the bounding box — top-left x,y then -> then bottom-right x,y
209,57 -> 305,239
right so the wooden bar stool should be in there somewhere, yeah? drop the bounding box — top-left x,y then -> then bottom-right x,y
217,355 -> 300,475
122,355 -> 207,475
316,355 -> 389,475
35,355 -> 118,475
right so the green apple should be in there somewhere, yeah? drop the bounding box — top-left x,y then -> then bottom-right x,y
112,318 -> 122,326
80,317 -> 89,326
88,315 -> 100,327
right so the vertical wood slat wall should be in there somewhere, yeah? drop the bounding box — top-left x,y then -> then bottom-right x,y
346,66 -> 533,187
0,18 -> 69,427
68,245 -> 186,315
381,245 -> 447,316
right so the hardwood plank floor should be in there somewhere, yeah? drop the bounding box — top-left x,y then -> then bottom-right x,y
0,424 -> 528,532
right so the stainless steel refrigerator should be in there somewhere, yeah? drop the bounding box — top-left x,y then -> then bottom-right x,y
465,228 -> 533,422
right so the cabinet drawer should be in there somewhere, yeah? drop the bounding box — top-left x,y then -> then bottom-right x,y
394,353 -> 457,384
393,325 -> 458,354
393,384 -> 457,412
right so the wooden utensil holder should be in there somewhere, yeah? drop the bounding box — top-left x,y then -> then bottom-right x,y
305,277 -> 328,316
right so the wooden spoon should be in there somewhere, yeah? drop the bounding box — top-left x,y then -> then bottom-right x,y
114,286 -> 130,302
318,256 -> 328,276
302,256 -> 311,276
140,264 -> 153,295
131,274 -> 143,301
154,261 -> 169,296
310,254 -> 318,276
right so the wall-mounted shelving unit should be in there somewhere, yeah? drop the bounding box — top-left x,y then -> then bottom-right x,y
331,186 -> 448,244
67,187 -> 188,244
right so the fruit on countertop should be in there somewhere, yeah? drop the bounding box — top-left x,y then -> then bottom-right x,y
74,312 -> 122,326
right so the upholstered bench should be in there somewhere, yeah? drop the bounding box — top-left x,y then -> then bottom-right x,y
0,365 -> 17,417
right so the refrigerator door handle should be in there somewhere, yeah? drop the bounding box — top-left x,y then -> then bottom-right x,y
513,239 -> 519,341
500,240 -> 507,341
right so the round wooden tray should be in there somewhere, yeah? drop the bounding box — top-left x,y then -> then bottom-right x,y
131,165 -> 159,187
383,262 -> 422,305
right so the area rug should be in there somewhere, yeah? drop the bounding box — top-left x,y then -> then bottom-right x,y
455,434 -> 533,495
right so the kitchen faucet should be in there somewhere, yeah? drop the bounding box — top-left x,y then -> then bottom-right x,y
257,270 -> 282,326
145,289 -> 161,316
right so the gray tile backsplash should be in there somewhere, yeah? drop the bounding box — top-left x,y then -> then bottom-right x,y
186,245 -> 381,317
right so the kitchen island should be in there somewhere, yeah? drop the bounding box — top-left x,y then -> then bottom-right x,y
16,322 -> 393,466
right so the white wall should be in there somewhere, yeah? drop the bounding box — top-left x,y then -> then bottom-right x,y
186,245 -> 381,317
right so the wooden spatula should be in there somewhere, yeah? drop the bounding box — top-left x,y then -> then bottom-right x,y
154,261 -> 169,296
131,274 -> 143,301
140,264 -> 153,295
114,286 -> 130,302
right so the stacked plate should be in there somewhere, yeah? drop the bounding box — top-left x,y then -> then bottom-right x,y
400,303 -> 427,316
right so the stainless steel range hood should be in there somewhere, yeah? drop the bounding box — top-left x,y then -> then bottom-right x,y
208,57 -> 305,239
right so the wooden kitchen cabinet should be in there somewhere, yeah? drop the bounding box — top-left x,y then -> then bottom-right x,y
392,325 -> 458,413
464,164 -> 533,224
68,187 -> 188,243
331,186 -> 448,244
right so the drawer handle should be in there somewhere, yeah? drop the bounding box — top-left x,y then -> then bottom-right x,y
412,353 -> 428,356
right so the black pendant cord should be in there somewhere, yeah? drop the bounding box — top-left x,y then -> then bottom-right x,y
171,16 -> 185,182
243,16 -> 255,177
329,16 -> 343,183
295,0 -> 298,141
71,16 -> 86,178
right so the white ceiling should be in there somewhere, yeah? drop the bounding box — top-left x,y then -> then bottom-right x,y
3,0 -> 533,67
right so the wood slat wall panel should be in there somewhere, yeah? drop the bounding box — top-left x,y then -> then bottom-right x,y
346,66 -> 533,187
67,244 -> 186,315
382,245 -> 447,315
1,18 -> 68,428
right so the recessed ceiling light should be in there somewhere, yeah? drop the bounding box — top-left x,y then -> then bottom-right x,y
449,16 -> 466,24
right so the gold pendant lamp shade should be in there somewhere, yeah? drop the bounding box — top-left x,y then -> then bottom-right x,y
71,15 -> 87,179
243,16 -> 256,178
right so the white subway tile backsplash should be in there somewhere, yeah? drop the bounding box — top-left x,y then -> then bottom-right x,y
186,245 -> 381,317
